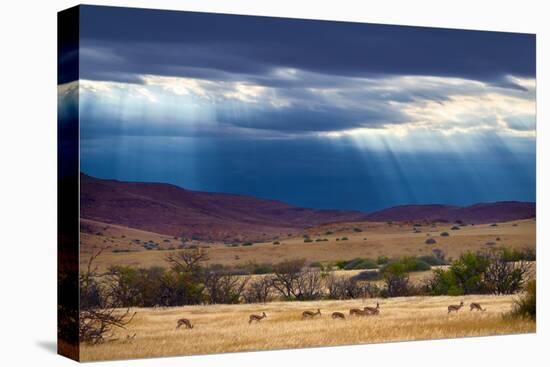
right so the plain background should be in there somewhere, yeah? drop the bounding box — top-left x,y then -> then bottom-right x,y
0,0 -> 547,365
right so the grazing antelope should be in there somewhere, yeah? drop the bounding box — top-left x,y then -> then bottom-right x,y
448,301 -> 464,313
302,309 -> 321,319
350,308 -> 370,317
249,312 -> 267,324
364,302 -> 380,315
470,302 -> 486,312
176,318 -> 193,329
332,312 -> 346,320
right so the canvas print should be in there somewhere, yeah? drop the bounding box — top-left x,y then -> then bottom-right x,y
58,5 -> 536,362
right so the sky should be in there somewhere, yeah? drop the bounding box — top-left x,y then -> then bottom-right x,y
58,5 -> 536,212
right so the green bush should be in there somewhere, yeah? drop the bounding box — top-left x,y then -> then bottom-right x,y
343,258 -> 378,270
441,232 -> 450,237
425,238 -> 437,244
341,237 -> 349,241
353,228 -> 363,232
272,241 -> 280,245
304,238 -> 313,243
252,263 -> 274,274
242,242 -> 254,247
376,256 -> 389,265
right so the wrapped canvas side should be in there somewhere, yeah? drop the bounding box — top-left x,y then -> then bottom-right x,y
57,5 -> 80,362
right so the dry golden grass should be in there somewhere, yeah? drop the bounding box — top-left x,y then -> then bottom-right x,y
81,219 -> 536,271
80,294 -> 534,361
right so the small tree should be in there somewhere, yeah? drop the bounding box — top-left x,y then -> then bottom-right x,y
382,262 -> 412,297
244,276 -> 273,303
79,249 -> 136,344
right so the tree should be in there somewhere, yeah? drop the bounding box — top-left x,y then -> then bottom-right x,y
79,249 -> 136,344
483,249 -> 532,295
203,269 -> 249,304
244,276 -> 273,303
382,262 -> 412,297
271,259 -> 306,299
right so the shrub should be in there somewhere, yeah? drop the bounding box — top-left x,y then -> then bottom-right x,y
341,237 -> 349,241
425,238 -> 437,244
325,231 -> 333,235
304,238 -> 313,243
509,280 -> 536,320
272,241 -> 280,245
351,270 -> 382,281
376,256 -> 389,265
242,242 -> 253,246
451,226 -> 460,230
252,263 -> 274,274
440,232 -> 450,237
418,254 -> 447,266
381,262 -> 412,297
310,261 -> 323,268
343,258 -> 378,270
353,228 -> 363,232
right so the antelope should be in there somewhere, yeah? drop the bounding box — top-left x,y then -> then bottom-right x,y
302,309 -> 321,319
176,318 -> 193,329
448,301 -> 464,313
249,312 -> 267,324
350,308 -> 369,317
332,312 -> 346,320
470,302 -> 486,312
364,302 -> 380,315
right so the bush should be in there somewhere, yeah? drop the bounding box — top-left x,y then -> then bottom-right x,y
418,255 -> 447,266
242,242 -> 254,246
509,280 -> 536,320
376,256 -> 389,265
451,226 -> 460,230
304,238 -> 313,243
440,232 -> 450,237
353,228 -> 363,232
427,249 -> 532,296
310,261 -> 323,268
351,270 -> 382,281
252,263 -> 274,274
343,258 -> 378,270
341,237 -> 349,241
272,241 -> 280,245
425,238 -> 437,244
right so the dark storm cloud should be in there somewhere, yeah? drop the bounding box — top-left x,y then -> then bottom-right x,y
78,5 -> 535,85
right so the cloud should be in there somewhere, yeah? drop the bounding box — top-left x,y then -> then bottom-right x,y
75,68 -> 535,143
77,5 -> 535,86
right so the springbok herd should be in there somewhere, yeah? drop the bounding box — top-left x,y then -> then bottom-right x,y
175,301 -> 486,330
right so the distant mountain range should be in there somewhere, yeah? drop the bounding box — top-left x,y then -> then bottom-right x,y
80,174 -> 535,241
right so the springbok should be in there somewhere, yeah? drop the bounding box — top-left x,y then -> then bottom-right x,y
350,308 -> 369,317
364,302 -> 380,315
332,312 -> 346,320
470,302 -> 486,312
248,312 -> 267,324
302,309 -> 321,319
176,318 -> 193,329
448,301 -> 464,313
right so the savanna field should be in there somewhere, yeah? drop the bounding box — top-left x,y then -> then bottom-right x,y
80,294 -> 534,361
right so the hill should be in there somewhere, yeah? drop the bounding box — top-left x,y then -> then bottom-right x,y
80,173 -> 369,241
366,202 -> 535,224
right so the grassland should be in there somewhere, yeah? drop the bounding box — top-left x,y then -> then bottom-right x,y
80,294 -> 534,361
80,218 -> 536,271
